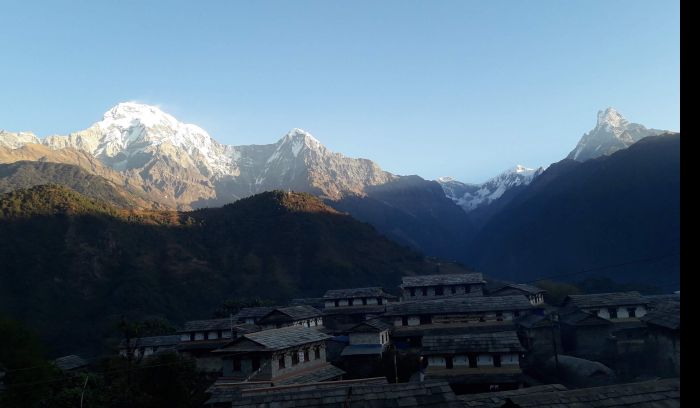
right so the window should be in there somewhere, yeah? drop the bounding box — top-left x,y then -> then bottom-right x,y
446,356 -> 453,369
410,288 -> 416,297
233,358 -> 241,371
292,353 -> 299,365
435,286 -> 444,296
402,316 -> 409,326
420,315 -> 432,325
304,349 -> 310,362
251,357 -> 260,371
608,308 -> 618,319
627,307 -> 637,317
421,288 -> 427,296
278,356 -> 286,369
451,286 -> 456,294
493,355 -> 502,367
314,346 -> 321,360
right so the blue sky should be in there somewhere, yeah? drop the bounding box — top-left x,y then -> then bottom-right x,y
0,0 -> 679,182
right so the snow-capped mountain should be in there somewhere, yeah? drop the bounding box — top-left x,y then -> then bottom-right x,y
0,102 -> 395,207
0,130 -> 40,149
567,107 -> 668,162
437,165 -> 544,213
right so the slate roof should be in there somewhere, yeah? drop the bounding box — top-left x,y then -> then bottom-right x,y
322,305 -> 387,315
230,381 -> 462,408
401,273 -> 484,287
289,298 -> 326,308
422,331 -> 524,355
54,355 -> 88,371
458,384 -> 568,407
274,364 -> 346,385
180,318 -> 236,332
564,291 -> 648,309
559,310 -> 612,326
341,344 -> 385,356
216,326 -> 330,352
261,305 -> 323,321
323,287 -> 396,299
642,302 -> 680,330
349,318 -> 394,333
490,283 -> 545,295
384,295 -> 533,316
392,322 -> 518,338
236,306 -> 277,320
466,378 -> 680,408
119,335 -> 180,349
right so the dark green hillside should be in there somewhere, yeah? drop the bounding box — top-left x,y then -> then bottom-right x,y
0,186 -> 454,356
467,134 -> 680,287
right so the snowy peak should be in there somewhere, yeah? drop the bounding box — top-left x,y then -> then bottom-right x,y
437,164 -> 544,213
596,107 -> 629,130
0,130 -> 41,149
278,128 -> 324,157
568,107 -> 667,162
99,102 -> 180,129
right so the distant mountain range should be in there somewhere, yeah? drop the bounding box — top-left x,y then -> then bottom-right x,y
437,165 -> 544,213
0,104 -> 678,278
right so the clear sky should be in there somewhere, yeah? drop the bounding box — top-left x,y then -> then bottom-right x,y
0,0 -> 679,183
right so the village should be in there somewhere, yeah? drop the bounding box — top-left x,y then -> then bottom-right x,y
48,272 -> 680,407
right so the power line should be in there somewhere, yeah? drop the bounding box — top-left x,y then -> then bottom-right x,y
526,251 -> 680,284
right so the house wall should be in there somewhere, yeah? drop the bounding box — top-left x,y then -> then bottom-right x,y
647,327 -> 680,377
587,305 -> 647,320
349,332 -> 380,345
477,354 -> 493,366
427,353 -> 519,368
502,353 -> 519,365
270,343 -> 327,378
453,355 -> 468,366
428,356 -> 446,367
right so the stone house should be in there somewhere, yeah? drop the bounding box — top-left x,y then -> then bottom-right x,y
321,287 -> 397,332
234,307 -> 277,325
421,331 -> 525,393
118,334 -> 180,360
488,283 -> 546,306
178,319 -> 260,373
256,305 -> 323,330
214,326 -> 344,385
641,301 -> 680,377
385,295 -> 535,348
400,273 -> 485,300
561,292 -> 648,321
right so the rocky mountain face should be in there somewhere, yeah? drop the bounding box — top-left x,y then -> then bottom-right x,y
567,107 -> 668,162
1,103 -> 395,209
1,102 -> 472,260
437,165 -> 544,213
